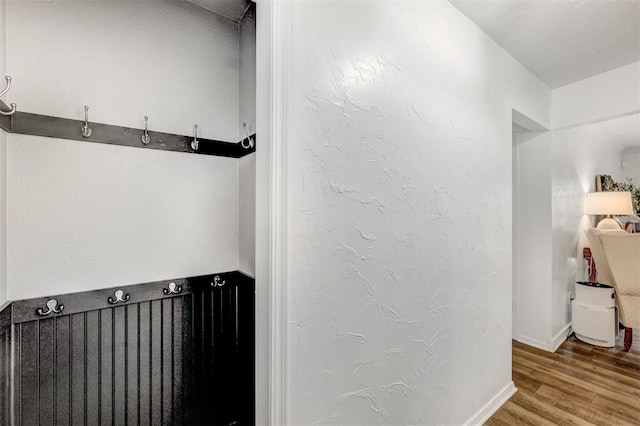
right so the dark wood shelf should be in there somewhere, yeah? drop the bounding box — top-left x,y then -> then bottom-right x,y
0,101 -> 255,158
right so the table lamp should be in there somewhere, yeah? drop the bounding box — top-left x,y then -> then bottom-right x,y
585,191 -> 634,230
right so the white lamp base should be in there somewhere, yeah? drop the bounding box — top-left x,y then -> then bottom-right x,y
596,217 -> 621,230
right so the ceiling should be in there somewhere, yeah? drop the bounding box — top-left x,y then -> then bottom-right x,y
185,0 -> 252,22
450,0 -> 640,88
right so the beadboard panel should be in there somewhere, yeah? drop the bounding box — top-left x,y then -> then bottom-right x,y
0,271 -> 255,425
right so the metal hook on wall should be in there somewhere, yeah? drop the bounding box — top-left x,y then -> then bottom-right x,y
142,116 -> 150,145
0,76 -> 12,98
163,282 -> 182,295
242,122 -> 254,149
211,275 -> 225,288
108,289 -> 130,304
37,299 -> 64,316
191,124 -> 199,151
0,76 -> 17,116
81,105 -> 92,138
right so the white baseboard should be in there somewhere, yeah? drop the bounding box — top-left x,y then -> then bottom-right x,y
515,325 -> 571,353
514,335 -> 549,352
551,323 -> 571,352
464,381 -> 517,426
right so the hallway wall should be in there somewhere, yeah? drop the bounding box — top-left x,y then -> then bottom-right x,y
239,6 -> 256,276
621,147 -> 640,184
278,1 -> 550,424
551,125 -> 625,343
513,131 -> 552,348
7,137 -> 239,300
546,64 -> 640,350
551,61 -> 640,129
4,1 -> 243,300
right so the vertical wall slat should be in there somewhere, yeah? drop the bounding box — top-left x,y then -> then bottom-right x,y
226,284 -> 236,425
100,309 -> 113,426
207,289 -> 217,424
172,297 -> 183,425
240,278 -> 256,425
150,300 -> 162,426
191,291 -> 204,425
228,284 -> 240,425
0,324 -> 9,424
22,322 -> 40,426
70,313 -> 86,426
211,286 -> 220,425
85,311 -> 100,426
161,299 -> 173,425
55,315 -> 71,425
138,301 -> 151,426
181,293 -> 195,426
12,323 -> 22,426
112,306 -> 126,426
38,319 -> 56,423
126,304 -> 139,426
214,286 -> 227,425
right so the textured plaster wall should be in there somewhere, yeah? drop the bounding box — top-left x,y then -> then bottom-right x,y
7,135 -> 239,301
285,1 -> 550,424
6,0 -> 239,141
254,1 -> 271,421
239,153 -> 255,276
4,2 -> 243,300
513,131 -> 552,348
621,148 -> 640,185
0,0 -> 6,305
239,5 -> 257,141
551,126 -> 624,337
239,7 -> 256,276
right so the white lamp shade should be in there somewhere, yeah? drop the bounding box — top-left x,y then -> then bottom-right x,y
585,191 -> 634,216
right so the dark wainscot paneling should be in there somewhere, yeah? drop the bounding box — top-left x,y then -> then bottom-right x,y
0,271 -> 255,426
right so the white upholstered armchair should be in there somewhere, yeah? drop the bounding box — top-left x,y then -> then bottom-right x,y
586,228 -> 640,351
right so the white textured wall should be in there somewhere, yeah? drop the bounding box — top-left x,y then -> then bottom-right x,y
239,5 -> 256,140
551,126 -> 624,338
254,1 -> 271,421
0,0 -> 7,305
284,1 -> 550,424
4,2 -> 243,300
621,148 -> 640,185
512,133 -> 518,340
239,153 -> 255,276
238,6 -> 256,276
513,132 -> 552,348
552,61 -> 640,130
6,0 -> 239,141
7,135 -> 239,300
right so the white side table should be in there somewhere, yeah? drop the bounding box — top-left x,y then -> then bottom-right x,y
572,281 -> 618,347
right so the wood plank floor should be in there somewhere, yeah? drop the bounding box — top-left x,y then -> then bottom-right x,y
487,336 -> 640,425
